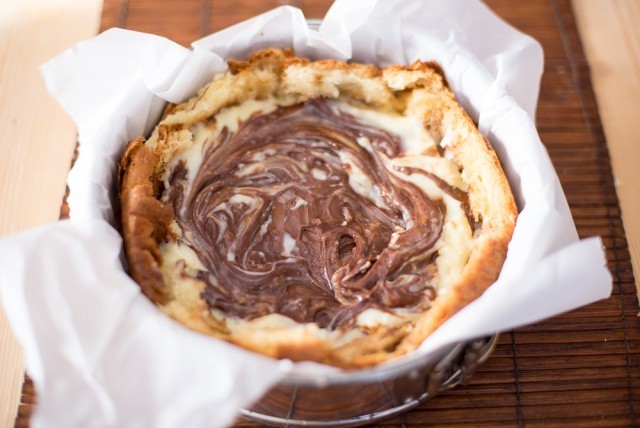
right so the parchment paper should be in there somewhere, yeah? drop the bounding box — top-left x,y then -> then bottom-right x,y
0,0 -> 612,426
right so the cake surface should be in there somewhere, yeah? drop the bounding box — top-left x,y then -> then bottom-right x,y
118,48 -> 517,368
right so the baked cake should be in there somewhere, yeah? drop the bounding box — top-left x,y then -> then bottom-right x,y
118,48 -> 517,368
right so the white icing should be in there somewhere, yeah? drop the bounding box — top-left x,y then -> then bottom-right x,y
338,102 -> 438,154
159,241 -> 206,273
282,232 -> 296,257
356,308 -> 404,328
292,197 -> 308,210
338,150 -> 388,209
311,168 -> 328,180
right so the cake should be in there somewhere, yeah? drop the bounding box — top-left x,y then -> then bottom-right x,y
118,48 -> 517,368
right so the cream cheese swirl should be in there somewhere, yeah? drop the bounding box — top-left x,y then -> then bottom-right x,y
164,99 -> 473,330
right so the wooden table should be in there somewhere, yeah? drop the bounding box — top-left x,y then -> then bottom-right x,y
1,0 -> 639,426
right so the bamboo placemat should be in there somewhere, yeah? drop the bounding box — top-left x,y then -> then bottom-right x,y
15,0 -> 640,426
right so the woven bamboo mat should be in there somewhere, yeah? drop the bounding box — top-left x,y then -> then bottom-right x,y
15,0 -> 640,426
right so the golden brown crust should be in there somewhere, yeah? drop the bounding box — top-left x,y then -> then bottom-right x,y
118,138 -> 174,303
118,48 -> 517,368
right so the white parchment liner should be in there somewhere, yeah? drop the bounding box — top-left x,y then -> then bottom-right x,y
0,0 -> 612,427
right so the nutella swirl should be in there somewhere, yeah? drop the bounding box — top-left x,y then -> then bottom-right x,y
166,99 -> 462,330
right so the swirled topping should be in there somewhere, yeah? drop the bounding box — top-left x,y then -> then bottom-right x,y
160,98 -> 474,330
118,49 -> 519,368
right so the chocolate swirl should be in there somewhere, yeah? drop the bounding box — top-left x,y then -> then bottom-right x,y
166,99 -> 451,330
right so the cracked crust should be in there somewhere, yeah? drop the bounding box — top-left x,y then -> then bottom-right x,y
118,48 -> 517,368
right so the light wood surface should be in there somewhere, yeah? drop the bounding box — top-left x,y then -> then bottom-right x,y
0,0 -> 638,426
0,1 -> 102,426
573,0 -> 640,299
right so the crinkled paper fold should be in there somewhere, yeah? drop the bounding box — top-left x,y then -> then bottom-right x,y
0,0 -> 612,426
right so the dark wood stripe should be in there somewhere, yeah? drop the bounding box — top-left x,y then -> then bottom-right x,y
201,0 -> 212,38
117,0 -> 129,28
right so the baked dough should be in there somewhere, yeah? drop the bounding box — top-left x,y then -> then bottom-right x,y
118,49 -> 517,368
